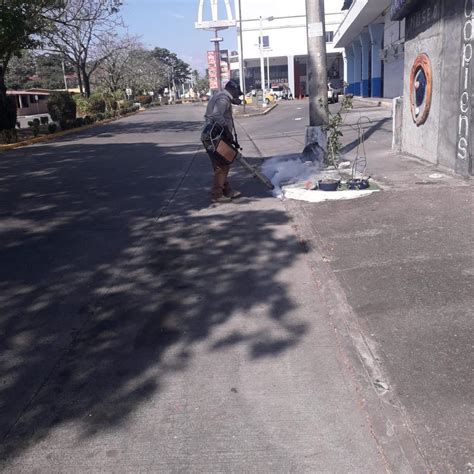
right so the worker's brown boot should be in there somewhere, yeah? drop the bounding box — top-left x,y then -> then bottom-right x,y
211,195 -> 232,204
224,190 -> 242,199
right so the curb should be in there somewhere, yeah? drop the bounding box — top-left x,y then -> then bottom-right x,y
236,102 -> 278,118
0,110 -> 142,152
352,97 -> 393,109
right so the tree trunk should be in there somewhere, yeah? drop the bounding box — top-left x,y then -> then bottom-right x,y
0,64 -> 6,96
81,64 -> 91,97
76,64 -> 83,95
0,58 -> 17,133
0,64 -> 8,132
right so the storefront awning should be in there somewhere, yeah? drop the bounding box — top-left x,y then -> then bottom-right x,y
333,0 -> 391,48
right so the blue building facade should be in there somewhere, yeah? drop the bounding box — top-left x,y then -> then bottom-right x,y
334,0 -> 405,99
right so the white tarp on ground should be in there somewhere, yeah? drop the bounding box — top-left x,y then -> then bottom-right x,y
261,155 -> 321,198
261,156 -> 378,202
282,186 -> 378,202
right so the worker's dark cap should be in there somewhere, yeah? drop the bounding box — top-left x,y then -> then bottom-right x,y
225,79 -> 244,96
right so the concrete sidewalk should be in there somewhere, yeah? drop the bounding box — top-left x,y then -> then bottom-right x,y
236,103 -> 473,472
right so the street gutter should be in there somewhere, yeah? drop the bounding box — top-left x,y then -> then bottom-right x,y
236,102 -> 278,118
0,109 -> 144,153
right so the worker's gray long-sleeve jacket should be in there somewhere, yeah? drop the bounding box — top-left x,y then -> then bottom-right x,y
203,89 -> 234,134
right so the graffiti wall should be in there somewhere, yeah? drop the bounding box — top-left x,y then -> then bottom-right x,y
400,0 -> 472,176
456,0 -> 472,175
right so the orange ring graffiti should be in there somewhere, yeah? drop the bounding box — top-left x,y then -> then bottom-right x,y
409,53 -> 433,126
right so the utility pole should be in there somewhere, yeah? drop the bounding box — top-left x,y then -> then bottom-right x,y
259,16 -> 266,95
237,0 -> 246,112
304,0 -> 329,160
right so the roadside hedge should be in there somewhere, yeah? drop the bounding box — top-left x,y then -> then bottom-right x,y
48,92 -> 76,124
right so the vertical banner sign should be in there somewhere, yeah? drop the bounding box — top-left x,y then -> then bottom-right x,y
457,0 -> 472,175
207,51 -> 218,90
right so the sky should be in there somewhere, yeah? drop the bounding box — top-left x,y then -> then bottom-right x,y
120,0 -> 238,73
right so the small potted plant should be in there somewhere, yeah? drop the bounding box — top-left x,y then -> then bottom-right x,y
317,89 -> 353,191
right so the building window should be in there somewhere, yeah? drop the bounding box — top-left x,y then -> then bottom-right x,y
29,95 -> 38,104
326,31 -> 334,43
258,35 -> 270,48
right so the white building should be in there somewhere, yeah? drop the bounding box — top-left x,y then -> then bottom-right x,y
230,0 -> 345,98
333,0 -> 405,98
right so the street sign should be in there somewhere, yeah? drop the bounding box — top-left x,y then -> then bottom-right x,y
126,88 -> 132,96
195,0 -> 236,30
195,20 -> 236,29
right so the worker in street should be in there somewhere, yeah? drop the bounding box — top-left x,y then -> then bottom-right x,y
201,80 -> 243,203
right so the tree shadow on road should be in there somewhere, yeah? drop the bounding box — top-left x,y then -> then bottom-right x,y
0,140 -> 308,463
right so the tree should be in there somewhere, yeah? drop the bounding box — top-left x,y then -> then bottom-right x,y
123,48 -> 167,96
36,53 -> 76,89
92,34 -> 140,93
0,1 -> 64,130
150,47 -> 191,98
6,51 -> 77,90
5,51 -> 36,89
45,0 -> 123,97
193,70 -> 210,95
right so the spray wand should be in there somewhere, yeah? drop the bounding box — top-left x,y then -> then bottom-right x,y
231,122 -> 274,190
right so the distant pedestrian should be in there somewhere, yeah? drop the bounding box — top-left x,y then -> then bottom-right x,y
201,80 -> 243,203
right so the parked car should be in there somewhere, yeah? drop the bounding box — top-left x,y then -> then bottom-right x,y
244,89 -> 276,105
328,83 -> 339,103
270,85 -> 292,100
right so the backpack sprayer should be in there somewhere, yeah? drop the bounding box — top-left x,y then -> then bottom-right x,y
203,122 -> 274,190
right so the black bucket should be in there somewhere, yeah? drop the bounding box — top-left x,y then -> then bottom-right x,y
347,178 -> 370,190
318,179 -> 341,191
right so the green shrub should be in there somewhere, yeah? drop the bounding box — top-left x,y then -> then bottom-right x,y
75,117 -> 85,127
96,113 -> 105,121
48,92 -> 76,123
1,129 -> 17,143
48,123 -> 57,133
84,115 -> 94,125
119,100 -> 133,109
40,116 -> 49,125
0,95 -> 17,132
88,94 -> 106,114
59,118 -> 75,130
73,95 -> 89,116
28,119 -> 40,137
